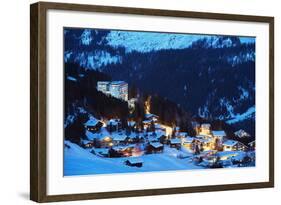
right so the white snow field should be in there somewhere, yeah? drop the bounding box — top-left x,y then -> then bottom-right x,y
64,141 -> 202,176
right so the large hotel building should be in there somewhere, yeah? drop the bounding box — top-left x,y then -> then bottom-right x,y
97,81 -> 128,101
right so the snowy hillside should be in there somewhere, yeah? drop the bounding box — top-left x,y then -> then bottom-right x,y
106,31 -> 255,53
64,141 -> 202,176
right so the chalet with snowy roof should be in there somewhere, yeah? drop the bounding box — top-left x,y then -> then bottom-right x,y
169,138 -> 182,149
112,133 -> 129,145
86,130 -> 113,148
155,123 -> 166,132
182,137 -> 195,149
111,145 -> 135,157
142,119 -> 153,129
199,156 -> 220,168
212,130 -> 227,141
84,118 -> 103,133
222,140 -> 248,151
125,157 -> 143,167
200,123 -> 211,135
234,129 -> 251,139
216,151 -> 248,165
177,132 -> 188,138
82,140 -> 94,148
191,121 -> 201,135
145,113 -> 159,122
127,120 -> 137,130
128,133 -> 144,143
106,119 -> 121,132
196,137 -> 214,151
99,136 -> 113,147
146,142 -> 164,154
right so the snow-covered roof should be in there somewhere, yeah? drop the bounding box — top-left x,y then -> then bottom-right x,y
112,145 -> 134,151
126,157 -> 143,164
128,133 -> 137,139
170,138 -> 181,144
234,129 -> 251,138
150,142 -> 163,148
111,81 -> 127,85
145,113 -> 158,119
183,137 -> 194,143
197,138 -> 212,143
67,76 -> 77,82
223,140 -> 238,147
143,119 -> 152,124
155,125 -> 165,131
112,134 -> 128,141
217,151 -> 246,161
107,119 -> 120,126
212,130 -> 226,137
85,130 -> 98,140
201,123 -> 211,128
84,118 -> 100,127
81,139 -> 91,144
196,135 -> 209,139
178,132 -> 188,136
127,121 -> 136,126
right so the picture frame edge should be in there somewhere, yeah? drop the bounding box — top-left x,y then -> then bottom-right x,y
30,1 -> 275,202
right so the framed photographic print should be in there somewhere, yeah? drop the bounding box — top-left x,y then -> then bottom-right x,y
30,1 -> 274,202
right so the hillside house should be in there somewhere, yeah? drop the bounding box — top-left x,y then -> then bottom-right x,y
177,132 -> 188,138
145,113 -> 159,122
146,142 -> 164,154
127,121 -> 137,131
191,121 -> 201,135
212,130 -> 227,142
100,135 -> 113,147
222,140 -> 248,151
106,119 -> 121,132
182,137 -> 195,149
125,157 -> 143,167
197,137 -> 214,151
84,118 -> 103,133
169,138 -> 182,149
112,133 -> 129,145
234,129 -> 251,139
112,145 -> 134,157
200,123 -> 211,135
82,140 -> 94,148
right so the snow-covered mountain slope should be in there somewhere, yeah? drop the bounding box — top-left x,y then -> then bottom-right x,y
106,31 -> 206,53
106,31 -> 255,53
64,141 -> 201,176
64,50 -> 121,70
226,106 -> 255,124
64,28 -> 255,70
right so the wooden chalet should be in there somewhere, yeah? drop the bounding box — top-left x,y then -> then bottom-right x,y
146,142 -> 164,154
84,118 -> 103,133
124,157 -> 143,167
